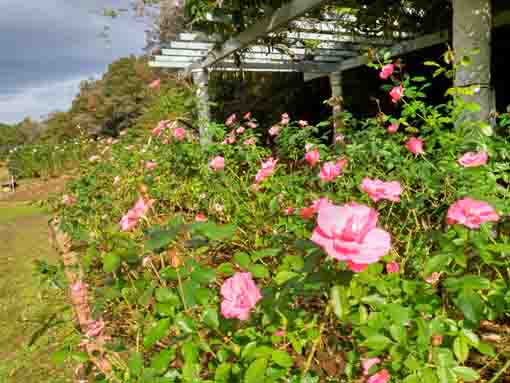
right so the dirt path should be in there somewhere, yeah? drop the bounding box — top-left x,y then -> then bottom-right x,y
0,179 -> 73,382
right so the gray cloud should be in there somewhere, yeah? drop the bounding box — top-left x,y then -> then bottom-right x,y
0,0 -> 148,123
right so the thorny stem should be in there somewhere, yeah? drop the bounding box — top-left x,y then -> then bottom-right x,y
302,306 -> 331,379
488,358 -> 510,383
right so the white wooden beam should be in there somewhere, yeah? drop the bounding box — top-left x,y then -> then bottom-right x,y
189,0 -> 331,71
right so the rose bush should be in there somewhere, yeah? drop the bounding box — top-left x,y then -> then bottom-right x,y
49,54 -> 510,383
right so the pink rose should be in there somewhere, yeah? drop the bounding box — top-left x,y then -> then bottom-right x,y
243,112 -> 252,120
273,330 -> 286,337
85,319 -> 105,338
458,151 -> 488,167
223,135 -> 236,145
236,126 -> 245,134
311,202 -> 391,265
255,157 -> 278,183
367,369 -> 391,383
447,198 -> 499,229
225,113 -> 237,127
406,137 -> 424,154
220,272 -> 262,320
246,121 -> 258,129
305,149 -> 320,167
305,143 -> 314,152
361,178 -> 402,202
173,127 -> 186,141
62,194 -> 77,206
347,261 -> 369,272
379,63 -> 395,80
268,125 -> 280,136
195,213 -> 207,222
299,207 -> 316,220
148,79 -> 161,89
390,84 -> 404,103
298,120 -> 308,127
152,120 -> 169,137
209,156 -> 225,171
362,358 -> 381,376
280,113 -> 290,125
243,138 -> 256,145
319,159 -> 347,182
335,134 -> 345,143
387,123 -> 399,134
145,161 -> 157,170
386,261 -> 400,273
120,197 -> 153,231
425,272 -> 442,285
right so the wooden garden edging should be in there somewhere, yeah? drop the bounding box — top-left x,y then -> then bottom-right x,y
49,218 -> 115,382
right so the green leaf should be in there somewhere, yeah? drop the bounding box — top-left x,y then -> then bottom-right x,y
247,264 -> 270,278
143,318 -> 171,348
182,341 -> 199,362
191,266 -> 216,284
193,222 -> 237,241
175,313 -> 196,333
251,248 -> 280,261
363,335 -> 392,351
244,358 -> 267,383
424,254 -> 451,275
215,362 -> 232,382
271,350 -> 294,368
453,336 -> 469,363
424,61 -> 441,67
217,262 -> 235,275
128,351 -> 144,376
155,287 -> 179,304
102,252 -> 121,273
234,252 -> 252,269
145,228 -> 178,252
330,285 -> 348,320
202,308 -> 219,329
150,349 -> 175,375
456,290 -> 484,325
274,271 -> 298,285
452,366 -> 480,381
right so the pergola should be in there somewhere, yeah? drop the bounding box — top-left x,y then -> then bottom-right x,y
150,0 -> 510,143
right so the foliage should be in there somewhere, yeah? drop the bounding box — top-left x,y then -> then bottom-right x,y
51,57 -> 510,383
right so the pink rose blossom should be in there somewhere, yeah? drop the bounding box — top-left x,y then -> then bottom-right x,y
145,161 -> 157,170
148,79 -> 161,89
298,120 -> 308,127
152,120 -> 169,137
386,261 -> 400,273
305,149 -> 320,167
85,319 -> 105,337
447,198 -> 499,229
225,113 -> 237,127
305,143 -> 314,152
273,330 -> 286,337
269,125 -> 280,136
236,126 -> 245,134
362,358 -> 381,376
246,121 -> 258,129
62,194 -> 77,206
280,113 -> 290,125
243,138 -> 256,145
367,369 -> 391,383
335,134 -> 345,143
458,151 -> 488,167
255,157 -> 278,183
243,112 -> 252,120
220,272 -> 262,320
319,159 -> 347,182
173,127 -> 186,141
284,207 -> 294,215
209,156 -> 225,171
379,64 -> 395,80
299,207 -> 316,220
195,213 -> 207,222
223,135 -> 236,145
387,123 -> 399,134
361,178 -> 402,202
390,84 -> 404,103
119,197 -> 153,231
406,137 -> 424,154
311,202 -> 391,265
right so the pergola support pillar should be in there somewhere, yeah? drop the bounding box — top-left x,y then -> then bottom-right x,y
452,0 -> 493,124
192,69 -> 211,144
329,71 -> 343,143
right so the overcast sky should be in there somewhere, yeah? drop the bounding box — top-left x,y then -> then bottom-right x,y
0,0 -> 147,123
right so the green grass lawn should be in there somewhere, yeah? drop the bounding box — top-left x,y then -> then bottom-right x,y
0,204 -> 74,383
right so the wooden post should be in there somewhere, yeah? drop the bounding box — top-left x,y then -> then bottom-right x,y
329,71 -> 343,143
452,0 -> 493,123
192,69 -> 211,144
